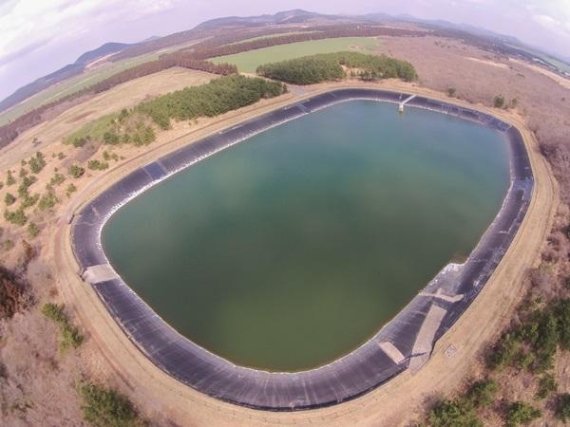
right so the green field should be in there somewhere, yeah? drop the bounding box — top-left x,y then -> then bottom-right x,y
0,38 -> 206,127
228,31 -> 318,46
211,37 -> 380,73
0,53 -> 160,127
506,43 -> 570,74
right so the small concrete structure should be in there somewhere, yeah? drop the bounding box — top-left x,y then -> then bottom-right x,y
399,94 -> 417,112
82,264 -> 119,284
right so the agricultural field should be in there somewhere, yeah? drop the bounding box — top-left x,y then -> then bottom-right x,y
0,39 -> 204,127
0,53 -> 159,127
211,37 -> 380,73
227,31 -> 318,46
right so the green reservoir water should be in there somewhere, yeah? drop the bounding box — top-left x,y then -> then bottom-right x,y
102,100 -> 510,371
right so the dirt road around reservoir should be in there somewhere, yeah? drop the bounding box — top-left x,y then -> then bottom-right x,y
51,80 -> 558,426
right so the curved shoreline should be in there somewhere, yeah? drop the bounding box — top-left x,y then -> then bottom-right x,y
68,88 -> 533,411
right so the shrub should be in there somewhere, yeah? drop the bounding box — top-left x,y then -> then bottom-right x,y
466,378 -> 498,408
505,402 -> 541,426
494,95 -> 505,109
41,303 -> 83,350
428,399 -> 482,427
61,324 -> 84,350
50,173 -> 66,186
21,193 -> 39,209
4,208 -> 27,226
72,136 -> 90,148
29,152 -> 46,174
57,152 -> 66,160
536,373 -> 557,399
103,131 -> 120,145
66,183 -> 77,197
447,88 -> 457,97
42,302 -> 66,322
554,299 -> 570,350
38,190 -> 58,211
69,164 -> 85,179
79,382 -> 141,427
18,175 -> 37,197
6,171 -> 15,186
2,240 -> 14,252
4,192 -> 16,206
27,222 -> 40,238
555,393 -> 570,422
487,332 -> 521,370
87,160 -> 109,171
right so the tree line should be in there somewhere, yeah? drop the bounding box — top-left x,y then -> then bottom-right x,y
186,25 -> 424,60
67,75 -> 286,147
137,75 -> 286,129
256,51 -> 417,85
0,58 -> 237,149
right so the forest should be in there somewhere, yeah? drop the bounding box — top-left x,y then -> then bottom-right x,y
67,75 -> 286,147
256,51 -> 417,84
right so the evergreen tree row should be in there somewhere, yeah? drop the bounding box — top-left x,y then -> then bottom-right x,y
137,75 -> 286,129
256,52 -> 417,85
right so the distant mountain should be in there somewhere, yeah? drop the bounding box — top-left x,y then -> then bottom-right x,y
365,13 -> 522,45
2,8 -> 568,117
0,42 -> 132,115
193,9 -> 340,31
75,42 -> 131,65
111,9 -> 349,61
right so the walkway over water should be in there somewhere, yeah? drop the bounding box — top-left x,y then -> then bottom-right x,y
399,94 -> 417,112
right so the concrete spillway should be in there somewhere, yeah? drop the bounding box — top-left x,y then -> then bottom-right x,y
70,88 -> 533,411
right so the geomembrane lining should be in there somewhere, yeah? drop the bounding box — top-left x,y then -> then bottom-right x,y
71,88 -> 533,410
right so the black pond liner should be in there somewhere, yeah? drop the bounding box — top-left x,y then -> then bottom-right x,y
71,88 -> 534,411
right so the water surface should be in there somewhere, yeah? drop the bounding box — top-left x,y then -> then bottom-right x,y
103,101 -> 510,371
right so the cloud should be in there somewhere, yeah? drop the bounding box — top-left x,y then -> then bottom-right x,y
0,0 -> 180,68
0,38 -> 51,68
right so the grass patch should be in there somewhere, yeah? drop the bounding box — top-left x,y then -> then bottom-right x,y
65,114 -> 119,147
228,31 -> 318,46
42,303 -> 84,350
79,382 -> 145,427
211,37 -> 380,73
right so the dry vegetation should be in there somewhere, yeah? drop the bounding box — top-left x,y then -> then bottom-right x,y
0,31 -> 568,426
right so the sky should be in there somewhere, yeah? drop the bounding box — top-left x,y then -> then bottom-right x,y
0,0 -> 569,101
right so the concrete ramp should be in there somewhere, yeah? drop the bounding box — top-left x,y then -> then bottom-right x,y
379,342 -> 406,364
409,304 -> 448,372
82,264 -> 119,284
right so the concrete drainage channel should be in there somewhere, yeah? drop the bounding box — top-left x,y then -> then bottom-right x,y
70,88 -> 533,411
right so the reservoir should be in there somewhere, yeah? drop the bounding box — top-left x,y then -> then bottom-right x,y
102,100 -> 510,371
